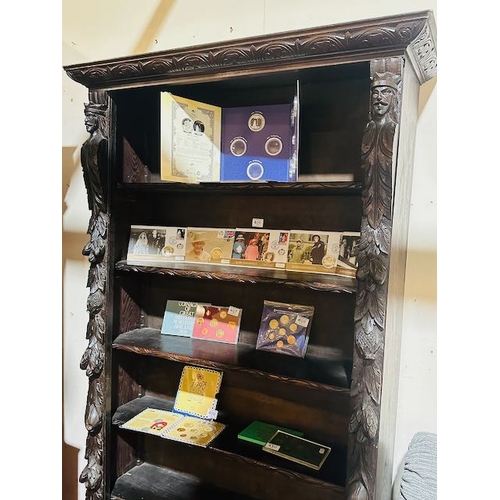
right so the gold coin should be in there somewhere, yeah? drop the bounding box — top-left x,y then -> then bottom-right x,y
210,319 -> 218,327
269,332 -> 275,340
220,311 -> 227,319
216,329 -> 225,337
280,315 -> 290,325
211,247 -> 223,259
322,254 -> 335,268
289,323 -> 298,332
269,319 -> 279,329
279,328 -> 286,336
287,335 -> 296,344
277,340 -> 284,348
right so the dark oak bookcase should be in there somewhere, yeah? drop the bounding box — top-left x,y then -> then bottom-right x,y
64,10 -> 436,500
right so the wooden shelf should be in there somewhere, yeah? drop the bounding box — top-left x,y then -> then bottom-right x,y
112,328 -> 352,390
115,261 -> 357,294
113,395 -> 346,499
111,462 -> 258,500
116,180 -> 363,195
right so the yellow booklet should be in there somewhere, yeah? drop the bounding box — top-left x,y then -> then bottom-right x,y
120,366 -> 225,448
120,408 -> 184,436
173,366 -> 223,419
163,415 -> 226,447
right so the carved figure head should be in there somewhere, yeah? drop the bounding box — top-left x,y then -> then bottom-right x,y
370,72 -> 400,120
84,102 -> 107,133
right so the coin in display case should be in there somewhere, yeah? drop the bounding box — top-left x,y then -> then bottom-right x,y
265,136 -> 283,156
229,137 -> 247,157
248,112 -> 266,132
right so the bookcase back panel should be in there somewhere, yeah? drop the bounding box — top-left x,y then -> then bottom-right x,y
113,62 -> 370,183
113,354 -> 349,444
115,276 -> 356,356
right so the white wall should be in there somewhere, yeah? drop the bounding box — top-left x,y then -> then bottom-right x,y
62,2 -> 437,499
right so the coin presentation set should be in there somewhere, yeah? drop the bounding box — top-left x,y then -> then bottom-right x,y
127,225 -> 360,278
120,365 -> 332,470
160,88 -> 299,184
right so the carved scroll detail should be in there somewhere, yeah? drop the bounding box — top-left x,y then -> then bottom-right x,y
64,12 -> 436,89
346,58 -> 402,500
407,21 -> 437,83
79,90 -> 109,500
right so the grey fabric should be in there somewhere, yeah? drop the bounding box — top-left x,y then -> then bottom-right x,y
399,431 -> 437,500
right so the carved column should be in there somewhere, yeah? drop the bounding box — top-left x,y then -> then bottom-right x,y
78,89 -> 110,500
346,58 -> 402,500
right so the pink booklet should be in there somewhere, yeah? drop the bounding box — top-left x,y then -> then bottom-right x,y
192,305 -> 242,344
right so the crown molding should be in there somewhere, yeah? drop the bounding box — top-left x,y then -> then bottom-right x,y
64,10 -> 437,90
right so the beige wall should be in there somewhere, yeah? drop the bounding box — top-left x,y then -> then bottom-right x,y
62,2 -> 437,499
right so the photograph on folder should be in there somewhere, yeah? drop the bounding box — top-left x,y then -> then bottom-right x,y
161,92 -> 222,183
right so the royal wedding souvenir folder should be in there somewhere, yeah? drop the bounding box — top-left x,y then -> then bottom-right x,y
160,93 -> 222,183
184,227 -> 234,265
127,225 -> 187,263
120,366 -> 226,447
256,300 -> 314,358
230,229 -> 290,270
161,85 -> 299,183
285,230 -> 343,275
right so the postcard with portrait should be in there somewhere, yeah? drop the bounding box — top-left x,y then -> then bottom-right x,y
220,88 -> 299,182
230,228 -> 290,270
184,227 -> 235,265
127,225 -> 187,264
161,92 -> 222,183
285,230 -> 342,275
192,304 -> 242,344
336,231 -> 361,277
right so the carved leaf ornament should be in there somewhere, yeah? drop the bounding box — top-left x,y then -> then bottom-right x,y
79,91 -> 109,500
346,60 -> 402,500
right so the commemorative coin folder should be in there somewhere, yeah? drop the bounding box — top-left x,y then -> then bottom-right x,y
263,430 -> 331,470
238,420 -> 304,446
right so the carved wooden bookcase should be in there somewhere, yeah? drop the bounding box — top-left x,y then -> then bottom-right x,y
64,10 -> 436,500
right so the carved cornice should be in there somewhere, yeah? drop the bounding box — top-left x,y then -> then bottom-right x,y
64,11 -> 436,90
